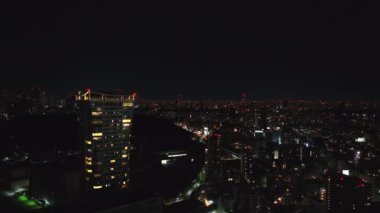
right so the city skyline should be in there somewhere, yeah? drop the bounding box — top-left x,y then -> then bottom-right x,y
2,1 -> 380,212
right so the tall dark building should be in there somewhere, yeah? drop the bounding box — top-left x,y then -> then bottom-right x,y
76,90 -> 134,191
242,144 -> 255,185
271,127 -> 282,145
205,134 -> 222,186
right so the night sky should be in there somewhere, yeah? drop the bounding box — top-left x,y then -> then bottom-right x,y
2,1 -> 380,100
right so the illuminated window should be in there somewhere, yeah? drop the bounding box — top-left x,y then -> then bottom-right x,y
85,156 -> 93,161
122,181 -> 127,188
86,169 -> 93,173
85,161 -> 92,166
124,146 -> 128,150
92,111 -> 102,116
110,159 -> 116,163
122,119 -> 132,123
110,168 -> 114,171
94,174 -> 101,178
123,123 -> 131,127
123,102 -> 133,107
122,154 -> 128,158
111,176 -> 115,179
93,137 -> 101,141
93,185 -> 103,190
92,120 -> 103,125
92,132 -> 103,137
125,173 -> 128,177
85,140 -> 92,145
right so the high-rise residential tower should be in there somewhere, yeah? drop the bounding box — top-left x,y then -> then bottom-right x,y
76,90 -> 134,191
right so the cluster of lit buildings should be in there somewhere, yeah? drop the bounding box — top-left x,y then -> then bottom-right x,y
2,92 -> 380,212
143,99 -> 380,212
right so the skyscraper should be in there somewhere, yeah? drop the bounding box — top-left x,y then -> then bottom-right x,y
242,144 -> 255,184
76,90 -> 134,191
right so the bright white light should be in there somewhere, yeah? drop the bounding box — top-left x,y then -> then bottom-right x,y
274,150 -> 279,160
254,129 -> 265,137
203,127 -> 210,136
205,199 -> 214,207
342,170 -> 350,176
161,159 -> 169,165
168,153 -> 187,158
355,137 -> 366,143
2,187 -> 26,197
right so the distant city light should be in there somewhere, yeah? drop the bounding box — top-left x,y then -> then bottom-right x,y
342,170 -> 350,176
274,150 -> 279,160
355,137 -> 366,143
203,127 -> 210,136
168,153 -> 187,158
161,159 -> 170,165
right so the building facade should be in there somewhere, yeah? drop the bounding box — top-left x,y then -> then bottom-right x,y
76,90 -> 134,191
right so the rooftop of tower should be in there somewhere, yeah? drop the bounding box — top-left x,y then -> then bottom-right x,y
75,89 -> 136,101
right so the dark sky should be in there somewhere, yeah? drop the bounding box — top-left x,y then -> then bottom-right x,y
2,1 -> 380,100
